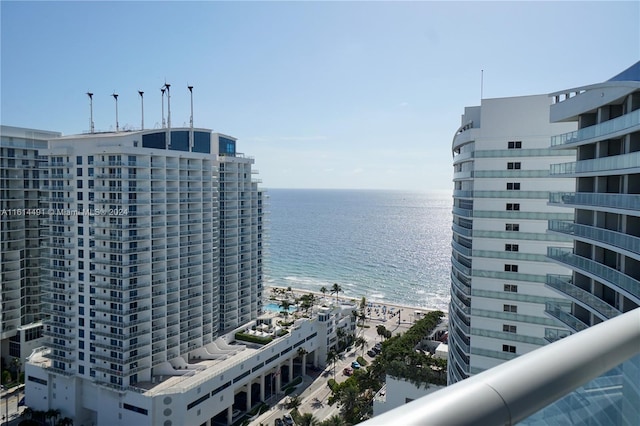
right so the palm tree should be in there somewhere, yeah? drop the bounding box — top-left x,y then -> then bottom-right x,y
354,336 -> 368,357
320,286 -> 328,299
321,415 -> 348,426
376,325 -> 388,341
56,418 -> 74,426
331,283 -> 342,304
45,409 -> 60,426
298,412 -> 319,426
279,299 -> 292,318
326,349 -> 339,379
10,357 -> 22,382
286,395 -> 302,410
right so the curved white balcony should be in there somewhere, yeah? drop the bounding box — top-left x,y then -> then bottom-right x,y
547,247 -> 640,302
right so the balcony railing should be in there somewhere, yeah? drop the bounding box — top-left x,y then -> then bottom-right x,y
547,247 -> 640,301
548,191 -> 640,212
550,151 -> 640,176
548,220 -> 640,256
363,308 -> 640,426
551,109 -> 640,147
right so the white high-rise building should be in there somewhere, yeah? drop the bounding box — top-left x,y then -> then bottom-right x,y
1,126 -> 61,366
217,133 -> 265,332
449,95 -> 577,383
540,61 -> 640,425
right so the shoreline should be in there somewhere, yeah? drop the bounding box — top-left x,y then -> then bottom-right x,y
265,285 -> 448,322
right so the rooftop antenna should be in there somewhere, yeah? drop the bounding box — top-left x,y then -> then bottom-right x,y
164,82 -> 171,129
161,87 -> 166,128
112,92 -> 119,132
87,92 -> 95,133
188,85 -> 194,128
138,90 -> 144,130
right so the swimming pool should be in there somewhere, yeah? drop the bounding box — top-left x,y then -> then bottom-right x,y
263,302 -> 297,313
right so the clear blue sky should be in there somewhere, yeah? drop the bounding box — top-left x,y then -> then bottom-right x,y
1,1 -> 638,191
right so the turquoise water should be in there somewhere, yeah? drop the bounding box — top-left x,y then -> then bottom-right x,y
263,302 -> 297,312
265,189 -> 452,310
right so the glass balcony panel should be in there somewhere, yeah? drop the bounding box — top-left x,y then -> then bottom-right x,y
547,247 -> 640,301
546,274 -> 621,320
550,151 -> 640,176
551,108 -> 640,147
549,220 -> 640,257
545,301 -> 588,332
549,192 -> 640,213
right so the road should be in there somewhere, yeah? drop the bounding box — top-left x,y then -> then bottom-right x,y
250,314 -> 414,426
0,388 -> 25,426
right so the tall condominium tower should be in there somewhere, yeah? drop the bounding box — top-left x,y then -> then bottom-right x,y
1,126 -> 61,365
39,127 -> 225,386
449,95 -> 577,384
216,133 -> 265,332
542,61 -> 640,424
24,123 -> 341,426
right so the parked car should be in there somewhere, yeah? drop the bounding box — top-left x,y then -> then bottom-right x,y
275,418 -> 284,426
351,361 -> 361,369
18,397 -> 25,407
343,367 -> 353,376
283,413 -> 295,425
367,349 -> 377,357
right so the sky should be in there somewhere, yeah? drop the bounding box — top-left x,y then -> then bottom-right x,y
1,1 -> 638,191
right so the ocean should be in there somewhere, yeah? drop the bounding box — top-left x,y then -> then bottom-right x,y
264,189 -> 453,311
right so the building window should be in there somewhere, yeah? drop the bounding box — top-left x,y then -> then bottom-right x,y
503,325 -> 517,333
502,344 -> 516,353
88,156 -> 94,165
77,168 -> 83,177
506,203 -> 520,211
505,244 -> 519,252
77,156 -> 82,165
504,264 -> 518,272
506,182 -> 520,190
507,162 -> 521,170
504,284 -> 518,293
503,304 -> 518,313
505,223 -> 520,231
508,141 -> 522,149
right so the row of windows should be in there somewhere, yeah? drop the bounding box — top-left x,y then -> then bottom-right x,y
506,203 -> 520,211
505,244 -> 519,252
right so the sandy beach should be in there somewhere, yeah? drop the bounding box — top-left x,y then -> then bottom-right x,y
265,285 -> 448,325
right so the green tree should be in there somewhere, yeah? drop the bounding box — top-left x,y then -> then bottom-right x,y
376,325 -> 388,341
286,395 -> 302,410
279,299 -> 292,318
331,283 -> 342,304
326,349 -> 339,380
45,409 -> 60,426
354,336 -> 368,357
10,357 -> 22,382
320,415 -> 348,426
320,286 -> 328,299
298,412 -> 319,426
2,370 -> 11,386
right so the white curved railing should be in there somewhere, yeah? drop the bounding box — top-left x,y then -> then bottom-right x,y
362,308 -> 640,426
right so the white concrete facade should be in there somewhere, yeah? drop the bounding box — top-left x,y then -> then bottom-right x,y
26,303 -> 353,425
546,62 -> 640,425
449,95 -> 577,383
1,126 -> 61,366
373,376 -> 444,417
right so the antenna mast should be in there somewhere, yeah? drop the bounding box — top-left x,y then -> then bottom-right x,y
87,92 -> 95,133
188,85 -> 194,128
138,91 -> 144,130
481,69 -> 484,101
112,92 -> 119,132
164,83 -> 171,129
161,87 -> 166,128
